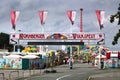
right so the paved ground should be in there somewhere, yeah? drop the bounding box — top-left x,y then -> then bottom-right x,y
17,63 -> 96,80
0,63 -> 120,80
89,68 -> 120,80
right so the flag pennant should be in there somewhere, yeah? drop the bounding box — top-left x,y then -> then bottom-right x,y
10,11 -> 20,30
96,10 -> 105,30
67,10 -> 76,25
38,11 -> 48,25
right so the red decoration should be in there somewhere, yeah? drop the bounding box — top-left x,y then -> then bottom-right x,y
106,51 -> 111,59
10,11 -> 20,30
96,10 -> 105,30
38,11 -> 47,25
10,11 -> 16,30
118,51 -> 120,59
67,10 -> 76,25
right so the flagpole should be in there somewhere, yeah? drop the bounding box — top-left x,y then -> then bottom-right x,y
96,10 -> 105,69
70,26 -> 72,59
42,25 -> 44,53
67,10 -> 77,69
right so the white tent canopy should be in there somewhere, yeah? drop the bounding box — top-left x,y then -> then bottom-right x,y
3,54 -> 22,59
95,54 -> 106,58
22,55 -> 39,59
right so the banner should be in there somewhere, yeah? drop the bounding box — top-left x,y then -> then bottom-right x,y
96,10 -> 105,30
10,11 -> 20,30
38,11 -> 48,25
67,10 -> 76,25
10,33 -> 105,40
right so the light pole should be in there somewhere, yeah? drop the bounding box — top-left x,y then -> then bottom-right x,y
45,45 -> 49,68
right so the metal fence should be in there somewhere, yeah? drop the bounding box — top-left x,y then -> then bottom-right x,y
0,73 -> 4,80
0,69 -> 42,80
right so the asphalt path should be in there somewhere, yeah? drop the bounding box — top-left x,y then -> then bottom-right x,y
24,63 -> 97,80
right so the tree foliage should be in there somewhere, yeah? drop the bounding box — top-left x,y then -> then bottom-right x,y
0,32 -> 24,52
0,32 -> 14,51
110,3 -> 120,45
0,32 -> 10,49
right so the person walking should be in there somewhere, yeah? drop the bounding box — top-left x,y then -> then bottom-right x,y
100,59 -> 104,69
68,58 -> 73,69
88,60 -> 90,65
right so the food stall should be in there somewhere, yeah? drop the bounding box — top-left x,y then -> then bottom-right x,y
95,54 -> 106,67
22,54 -> 40,69
2,54 -> 43,69
3,54 -> 22,69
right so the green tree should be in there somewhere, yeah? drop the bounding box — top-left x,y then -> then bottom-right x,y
0,32 -> 14,51
110,3 -> 120,45
0,32 -> 24,52
0,32 -> 9,49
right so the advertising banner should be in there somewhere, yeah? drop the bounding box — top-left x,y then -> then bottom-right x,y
11,33 -> 104,40
10,33 -> 105,45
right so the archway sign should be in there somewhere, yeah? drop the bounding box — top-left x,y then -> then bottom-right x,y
9,32 -> 105,45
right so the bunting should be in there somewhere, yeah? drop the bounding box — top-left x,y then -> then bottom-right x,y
96,10 -> 105,30
67,10 -> 76,25
38,11 -> 48,25
10,11 -> 20,30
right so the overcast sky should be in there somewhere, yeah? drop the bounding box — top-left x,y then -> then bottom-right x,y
0,0 -> 120,50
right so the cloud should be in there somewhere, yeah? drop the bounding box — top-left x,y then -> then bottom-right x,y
0,0 -> 120,50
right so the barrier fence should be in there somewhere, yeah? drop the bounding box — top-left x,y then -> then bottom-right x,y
0,73 -> 4,80
0,69 -> 42,80
9,71 -> 19,80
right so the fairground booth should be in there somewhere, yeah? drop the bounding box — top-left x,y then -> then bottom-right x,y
106,51 -> 120,68
0,53 -> 43,70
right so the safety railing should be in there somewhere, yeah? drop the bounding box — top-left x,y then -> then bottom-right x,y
9,71 -> 19,80
0,73 -> 4,80
0,69 -> 43,80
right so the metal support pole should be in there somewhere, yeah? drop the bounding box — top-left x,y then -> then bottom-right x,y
17,30 -> 21,53
98,45 -> 103,69
45,45 -> 49,71
80,8 -> 83,42
13,45 -> 16,52
80,8 -> 83,32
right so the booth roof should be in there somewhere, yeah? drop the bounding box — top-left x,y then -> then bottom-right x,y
95,54 -> 106,58
111,54 -> 118,57
3,54 -> 22,58
22,55 -> 39,59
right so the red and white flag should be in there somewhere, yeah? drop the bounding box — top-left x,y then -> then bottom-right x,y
67,10 -> 76,25
96,10 -> 105,30
38,11 -> 48,25
10,11 -> 20,30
